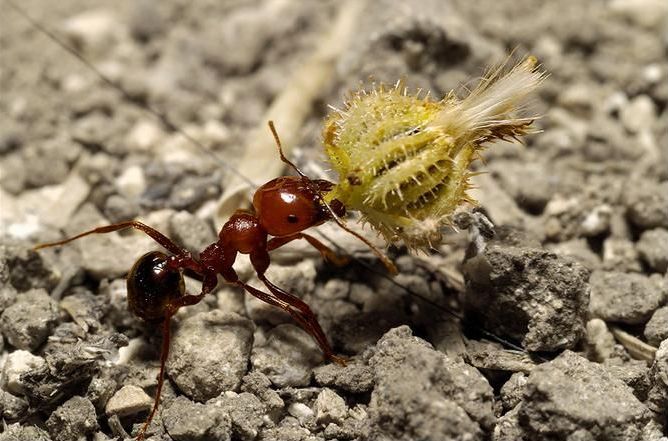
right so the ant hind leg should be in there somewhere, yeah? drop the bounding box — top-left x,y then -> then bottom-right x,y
34,220 -> 187,256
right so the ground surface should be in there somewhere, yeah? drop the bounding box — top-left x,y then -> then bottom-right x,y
1,0 -> 667,440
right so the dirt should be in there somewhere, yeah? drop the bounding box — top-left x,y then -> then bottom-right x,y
1,0 -> 667,440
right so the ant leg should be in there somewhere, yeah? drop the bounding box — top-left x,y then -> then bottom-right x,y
135,317 -> 172,441
35,220 -> 187,257
236,280 -> 346,366
248,249 -> 345,365
267,233 -> 350,266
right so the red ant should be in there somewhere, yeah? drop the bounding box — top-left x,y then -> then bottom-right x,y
35,121 -> 397,440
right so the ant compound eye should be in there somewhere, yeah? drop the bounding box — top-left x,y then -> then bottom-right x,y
287,214 -> 299,224
127,251 -> 185,321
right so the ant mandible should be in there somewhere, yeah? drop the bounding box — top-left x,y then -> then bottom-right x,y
35,121 -> 397,440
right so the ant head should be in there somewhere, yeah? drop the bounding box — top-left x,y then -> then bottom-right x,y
253,176 -> 344,237
127,251 -> 185,321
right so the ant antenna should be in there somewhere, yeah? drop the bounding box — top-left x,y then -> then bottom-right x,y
268,121 -> 306,179
267,122 -> 397,275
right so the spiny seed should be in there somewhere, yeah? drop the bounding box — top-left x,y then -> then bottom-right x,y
323,56 -> 545,249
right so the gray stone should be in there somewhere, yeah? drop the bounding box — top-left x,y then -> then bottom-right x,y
313,360 -> 375,393
209,391 -> 266,441
589,271 -> 666,324
637,228 -> 668,273
104,385 -> 152,417
602,237 -> 642,272
519,351 -> 653,441
367,327 -> 494,440
0,423 -> 51,441
644,306 -> 668,346
604,359 -> 651,402
0,241 -> 59,292
493,405 -> 523,441
1,350 -> 46,395
463,245 -> 590,352
162,395 -> 231,441
314,388 -> 348,426
168,210 -> 216,255
168,311 -> 254,401
0,288 -> 58,350
0,390 -> 28,421
620,94 -> 658,133
250,324 -> 322,388
240,371 -> 284,414
499,373 -> 528,412
46,396 -> 98,441
646,339 -> 668,420
584,318 -> 617,362
245,260 -> 316,325
624,180 -> 668,230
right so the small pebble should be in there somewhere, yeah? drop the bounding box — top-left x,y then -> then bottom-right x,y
168,211 -> 216,254
520,351 -> 652,440
619,94 -> 657,133
585,318 -> 617,362
499,373 -> 527,412
104,385 -> 152,417
636,228 -> 668,273
314,388 -> 348,426
1,350 -> 47,395
168,311 -> 254,401
624,180 -> 668,230
250,324 -> 322,388
46,396 -> 98,441
0,288 -> 59,351
162,396 -> 231,441
646,340 -> 668,417
0,389 -> 28,420
644,306 -> 668,347
287,403 -> 314,426
115,165 -> 146,199
589,271 -> 666,324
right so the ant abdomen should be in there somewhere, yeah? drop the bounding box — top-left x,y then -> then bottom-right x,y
127,251 -> 185,322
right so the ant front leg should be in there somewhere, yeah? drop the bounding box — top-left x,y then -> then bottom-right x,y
267,233 -> 350,266
248,249 -> 346,366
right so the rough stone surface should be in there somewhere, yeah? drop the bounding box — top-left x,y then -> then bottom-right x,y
209,391 -> 267,441
168,210 -> 216,254
251,324 -> 322,388
367,326 -> 494,440
314,388 -> 348,426
646,339 -> 668,420
168,311 -> 254,401
104,385 -> 152,417
519,351 -> 653,441
46,396 -> 98,441
0,288 -> 59,351
644,306 -> 668,347
624,180 -> 668,230
1,350 -> 46,395
0,423 -> 52,441
313,361 -> 375,393
162,395 -> 232,441
499,372 -> 527,412
463,245 -> 590,351
589,271 -> 666,324
0,241 -> 59,292
636,228 -> 668,273
0,390 -> 28,421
